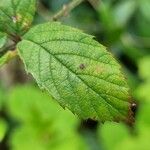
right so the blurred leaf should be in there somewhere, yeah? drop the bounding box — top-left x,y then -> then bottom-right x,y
99,122 -> 130,150
0,32 -> 7,48
8,85 -> 88,150
135,56 -> 150,128
116,128 -> 150,150
0,119 -> 8,142
98,2 -> 115,31
97,1 -> 123,43
0,87 -> 6,110
0,0 -> 36,35
8,85 -> 78,124
64,4 -> 98,34
136,13 -> 150,37
121,33 -> 148,63
17,22 -> 132,122
136,99 -> 150,129
99,121 -> 150,150
11,124 -> 87,150
0,91 -> 3,110
99,108 -> 150,150
51,0 -> 69,11
136,81 -> 150,103
138,0 -> 150,21
123,66 -> 139,89
98,0 -> 136,30
113,0 -> 136,28
138,56 -> 150,80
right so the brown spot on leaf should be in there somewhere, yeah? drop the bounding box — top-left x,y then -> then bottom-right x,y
96,66 -> 102,73
79,64 -> 86,70
94,65 -> 103,74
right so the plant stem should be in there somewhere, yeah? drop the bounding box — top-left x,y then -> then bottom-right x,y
88,0 -> 100,10
51,0 -> 85,21
0,43 -> 16,57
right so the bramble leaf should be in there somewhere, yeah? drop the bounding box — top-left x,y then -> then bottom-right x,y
17,22 -> 133,122
0,0 -> 36,35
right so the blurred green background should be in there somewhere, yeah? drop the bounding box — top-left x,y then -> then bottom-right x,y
0,0 -> 150,150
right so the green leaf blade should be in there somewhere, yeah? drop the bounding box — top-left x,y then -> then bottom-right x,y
17,22 -> 133,122
0,0 -> 36,35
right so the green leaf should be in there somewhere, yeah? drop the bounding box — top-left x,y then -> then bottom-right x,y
113,0 -> 136,27
0,119 -> 8,142
8,85 -> 78,124
0,88 -> 5,110
139,0 -> 150,21
138,56 -> 150,80
99,122 -> 130,150
135,56 -> 150,128
0,32 -> 7,48
17,22 -> 132,122
0,0 -> 36,35
8,85 -> 88,150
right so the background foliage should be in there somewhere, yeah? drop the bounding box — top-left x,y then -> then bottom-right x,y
0,0 -> 150,150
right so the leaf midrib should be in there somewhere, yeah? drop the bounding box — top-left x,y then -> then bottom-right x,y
26,37 -> 118,67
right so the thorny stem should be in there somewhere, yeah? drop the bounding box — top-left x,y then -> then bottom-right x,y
51,0 -> 85,21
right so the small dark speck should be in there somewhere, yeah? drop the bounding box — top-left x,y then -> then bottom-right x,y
79,64 -> 86,70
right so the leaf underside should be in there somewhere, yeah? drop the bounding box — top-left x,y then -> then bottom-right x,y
17,22 -> 133,122
0,0 -> 36,35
